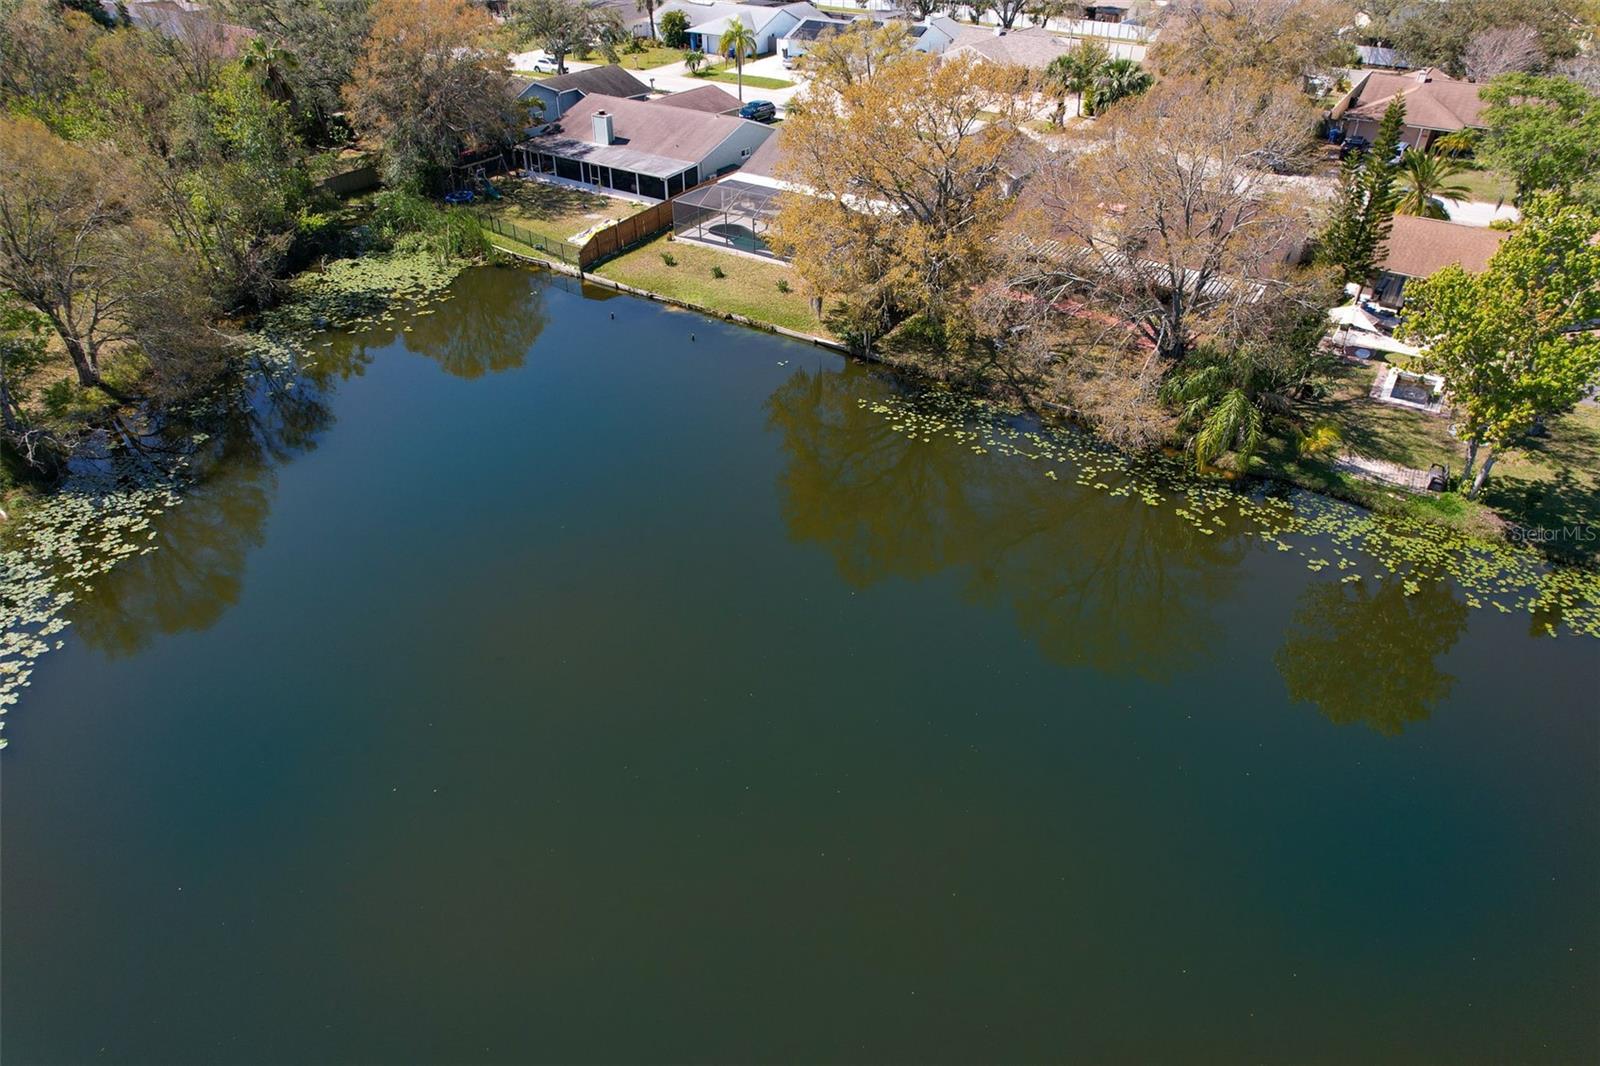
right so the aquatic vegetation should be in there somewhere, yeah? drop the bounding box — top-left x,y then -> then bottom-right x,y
858,389 -> 1600,639
0,253 -> 467,747
0,455 -> 187,745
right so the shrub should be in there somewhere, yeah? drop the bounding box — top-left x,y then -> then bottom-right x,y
776,278 -> 791,293
661,251 -> 677,266
659,9 -> 689,48
710,264 -> 726,279
369,190 -> 490,261
1298,422 -> 1344,459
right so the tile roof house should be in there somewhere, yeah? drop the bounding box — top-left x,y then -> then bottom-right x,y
649,84 -> 744,115
515,64 -> 652,121
515,93 -> 775,201
1330,68 -> 1489,152
1369,215 -> 1507,307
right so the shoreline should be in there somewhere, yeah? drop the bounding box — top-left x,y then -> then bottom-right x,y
488,241 -> 1591,567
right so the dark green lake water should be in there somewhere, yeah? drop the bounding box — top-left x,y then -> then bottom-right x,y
3,267 -> 1597,1064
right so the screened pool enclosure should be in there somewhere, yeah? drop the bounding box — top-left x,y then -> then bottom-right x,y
670,180 -> 785,260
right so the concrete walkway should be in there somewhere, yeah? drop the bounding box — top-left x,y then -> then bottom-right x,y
1334,452 -> 1437,493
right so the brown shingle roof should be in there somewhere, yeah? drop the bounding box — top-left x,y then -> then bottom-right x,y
551,93 -> 755,164
947,27 -> 1076,70
538,65 -> 652,99
741,128 -> 786,177
1381,215 -> 1506,278
650,85 -> 743,114
1338,69 -> 1489,132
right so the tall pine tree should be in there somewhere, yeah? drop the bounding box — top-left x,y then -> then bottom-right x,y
1320,98 -> 1406,288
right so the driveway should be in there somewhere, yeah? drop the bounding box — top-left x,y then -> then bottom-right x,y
645,53 -> 808,111
1440,198 -> 1520,227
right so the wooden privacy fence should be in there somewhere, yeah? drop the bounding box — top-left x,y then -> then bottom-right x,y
483,176 -> 723,270
576,200 -> 676,267
575,175 -> 726,267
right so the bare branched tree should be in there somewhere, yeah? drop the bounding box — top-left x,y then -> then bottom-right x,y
1151,0 -> 1356,86
1462,24 -> 1546,81
998,75 -> 1322,366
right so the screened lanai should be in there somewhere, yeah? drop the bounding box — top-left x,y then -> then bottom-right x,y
671,179 -> 785,259
512,138 -> 698,202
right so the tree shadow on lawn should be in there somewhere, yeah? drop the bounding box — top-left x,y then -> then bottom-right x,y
500,181 -> 620,223
1482,415 -> 1600,562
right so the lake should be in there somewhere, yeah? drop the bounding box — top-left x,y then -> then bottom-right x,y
3,266 -> 1596,1063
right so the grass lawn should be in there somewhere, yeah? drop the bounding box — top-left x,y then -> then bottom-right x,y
1478,401 -> 1600,548
1451,164 -> 1517,205
691,66 -> 793,90
487,179 -> 642,245
1256,360 -> 1600,552
615,45 -> 689,70
594,234 -> 832,337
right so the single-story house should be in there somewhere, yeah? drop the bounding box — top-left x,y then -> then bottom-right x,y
1368,214 -> 1506,308
515,93 -> 775,201
649,1 -> 826,56
1330,68 -> 1488,152
650,84 -> 745,115
777,16 -> 855,66
928,17 -> 1077,70
513,64 -> 651,122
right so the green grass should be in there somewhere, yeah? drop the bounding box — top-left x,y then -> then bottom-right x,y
486,179 -> 641,246
594,234 -> 830,337
1254,360 -> 1600,554
691,66 -> 793,90
1450,165 -> 1517,205
615,44 -> 689,70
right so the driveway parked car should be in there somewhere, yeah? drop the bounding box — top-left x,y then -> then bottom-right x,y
1338,135 -> 1371,160
739,100 -> 777,123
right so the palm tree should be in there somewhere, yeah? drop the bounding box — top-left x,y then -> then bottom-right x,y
1039,55 -> 1072,126
637,0 -> 657,41
1432,128 -> 1479,159
1090,58 -> 1153,116
1396,151 -> 1472,219
718,21 -> 759,101
1161,345 -> 1316,468
240,37 -> 298,106
684,49 -> 707,75
1062,40 -> 1109,119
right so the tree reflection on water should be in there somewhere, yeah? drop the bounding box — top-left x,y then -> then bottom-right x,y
402,267 -> 547,379
1275,577 -> 1469,736
765,366 -> 1251,681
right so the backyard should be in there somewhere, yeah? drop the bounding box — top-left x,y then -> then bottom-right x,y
487,178 -> 643,247
1260,360 -> 1600,552
594,234 -> 831,337
1450,164 -> 1518,205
